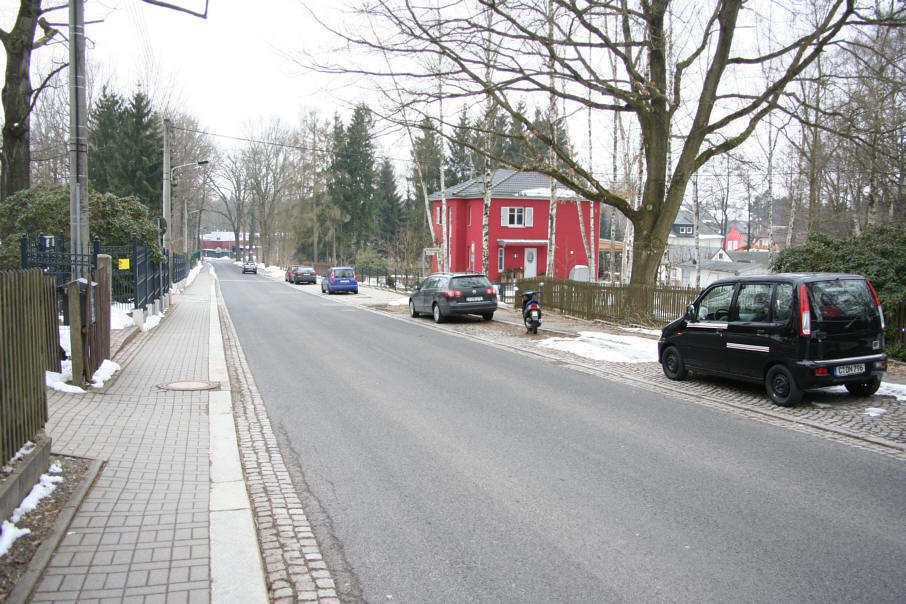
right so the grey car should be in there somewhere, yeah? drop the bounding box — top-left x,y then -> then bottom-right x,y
409,272 -> 497,323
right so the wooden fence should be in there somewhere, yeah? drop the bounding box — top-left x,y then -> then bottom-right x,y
0,269 -> 60,463
516,277 -> 698,326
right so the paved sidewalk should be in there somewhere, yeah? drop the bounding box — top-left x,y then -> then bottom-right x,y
31,266 -> 267,603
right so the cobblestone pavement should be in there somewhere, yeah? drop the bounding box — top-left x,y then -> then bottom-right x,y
216,282 -> 340,604
305,282 -> 906,461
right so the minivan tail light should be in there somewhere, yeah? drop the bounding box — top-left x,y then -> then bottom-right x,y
353,271 -> 357,281
866,280 -> 886,329
799,283 -> 811,336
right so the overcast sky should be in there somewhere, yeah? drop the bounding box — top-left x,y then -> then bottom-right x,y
1,0 -> 378,150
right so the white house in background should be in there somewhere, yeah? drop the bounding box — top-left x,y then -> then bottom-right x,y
661,209 -> 725,285
675,248 -> 771,288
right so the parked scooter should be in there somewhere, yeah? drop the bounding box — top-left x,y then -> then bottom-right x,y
520,284 -> 543,334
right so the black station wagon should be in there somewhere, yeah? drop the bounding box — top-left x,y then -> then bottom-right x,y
409,272 -> 498,323
658,273 -> 887,406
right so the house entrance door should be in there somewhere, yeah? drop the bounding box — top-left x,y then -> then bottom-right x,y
524,248 -> 538,278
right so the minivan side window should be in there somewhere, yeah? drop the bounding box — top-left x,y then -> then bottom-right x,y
735,283 -> 773,322
773,283 -> 793,323
694,284 -> 734,322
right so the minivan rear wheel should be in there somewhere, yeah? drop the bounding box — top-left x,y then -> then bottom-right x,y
661,346 -> 687,381
765,364 -> 803,406
844,376 -> 881,397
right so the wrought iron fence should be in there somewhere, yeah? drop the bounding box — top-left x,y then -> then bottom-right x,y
20,233 -> 172,317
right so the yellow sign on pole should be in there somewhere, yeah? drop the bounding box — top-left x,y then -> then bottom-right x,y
118,258 -> 130,270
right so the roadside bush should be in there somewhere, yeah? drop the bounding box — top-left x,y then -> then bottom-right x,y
772,225 -> 906,361
354,248 -> 388,275
771,225 -> 906,309
0,184 -> 163,270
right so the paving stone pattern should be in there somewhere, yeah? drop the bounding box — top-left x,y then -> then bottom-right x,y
37,279 -> 213,602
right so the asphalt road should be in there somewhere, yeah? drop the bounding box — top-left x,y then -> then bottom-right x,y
216,262 -> 905,603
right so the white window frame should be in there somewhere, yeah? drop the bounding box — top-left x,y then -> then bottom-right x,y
435,206 -> 441,225
498,247 -> 504,271
500,206 -> 533,228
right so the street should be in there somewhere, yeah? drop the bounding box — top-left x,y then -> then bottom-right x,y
216,262 -> 905,603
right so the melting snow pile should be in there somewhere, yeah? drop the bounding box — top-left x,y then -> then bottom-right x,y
538,331 -> 658,363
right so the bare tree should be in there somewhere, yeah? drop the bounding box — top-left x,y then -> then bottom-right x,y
243,120 -> 297,266
316,0 -> 901,285
1,0 -> 65,200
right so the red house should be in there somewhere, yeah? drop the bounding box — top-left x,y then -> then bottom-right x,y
429,169 -> 600,280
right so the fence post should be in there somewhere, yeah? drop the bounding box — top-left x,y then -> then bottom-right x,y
67,280 -> 84,388
132,234 -> 139,310
97,254 -> 112,321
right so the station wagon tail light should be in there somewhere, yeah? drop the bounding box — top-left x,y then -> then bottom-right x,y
485,287 -> 495,295
867,280 -> 886,329
445,289 -> 463,298
814,367 -> 829,376
799,284 -> 811,336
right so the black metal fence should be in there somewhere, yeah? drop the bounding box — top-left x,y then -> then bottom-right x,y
20,233 -> 185,319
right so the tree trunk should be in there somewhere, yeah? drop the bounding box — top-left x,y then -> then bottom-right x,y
0,1 -> 43,201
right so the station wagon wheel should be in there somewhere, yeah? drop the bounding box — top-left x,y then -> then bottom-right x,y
661,346 -> 687,381
765,365 -> 803,406
409,300 -> 419,318
482,312 -> 494,321
844,376 -> 881,397
432,303 -> 445,323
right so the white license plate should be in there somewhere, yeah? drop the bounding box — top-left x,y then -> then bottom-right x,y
466,296 -> 482,302
834,363 -> 865,377
530,310 -> 539,319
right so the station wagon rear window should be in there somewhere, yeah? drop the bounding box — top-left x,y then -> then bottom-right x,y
451,276 -> 491,289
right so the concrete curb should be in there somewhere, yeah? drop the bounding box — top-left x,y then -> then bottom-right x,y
207,270 -> 269,603
5,458 -> 103,604
0,433 -> 52,527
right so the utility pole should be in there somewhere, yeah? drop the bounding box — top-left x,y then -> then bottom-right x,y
69,0 -> 89,278
162,118 -> 171,251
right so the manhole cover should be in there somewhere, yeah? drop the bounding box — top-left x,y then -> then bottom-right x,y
157,381 -> 220,391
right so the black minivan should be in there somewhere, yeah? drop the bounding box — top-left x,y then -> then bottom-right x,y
658,273 -> 887,406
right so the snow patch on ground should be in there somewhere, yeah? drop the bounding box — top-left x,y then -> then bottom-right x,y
142,312 -> 163,331
91,360 -> 121,388
0,465 -> 65,557
538,331 -> 658,363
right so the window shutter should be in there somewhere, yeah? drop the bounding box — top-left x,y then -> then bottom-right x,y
525,207 -> 533,227
500,207 -> 508,227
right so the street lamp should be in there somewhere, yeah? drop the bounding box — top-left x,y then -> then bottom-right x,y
163,156 -> 208,250
166,160 -> 209,253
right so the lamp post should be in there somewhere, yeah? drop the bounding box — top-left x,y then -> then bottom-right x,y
166,160 -> 208,253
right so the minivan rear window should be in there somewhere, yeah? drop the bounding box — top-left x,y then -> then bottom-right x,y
808,279 -> 876,322
334,269 -> 354,278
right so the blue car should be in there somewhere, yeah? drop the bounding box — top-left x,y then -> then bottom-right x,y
321,266 -> 358,294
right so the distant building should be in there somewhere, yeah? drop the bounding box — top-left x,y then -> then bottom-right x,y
201,231 -> 253,258
675,248 -> 771,288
